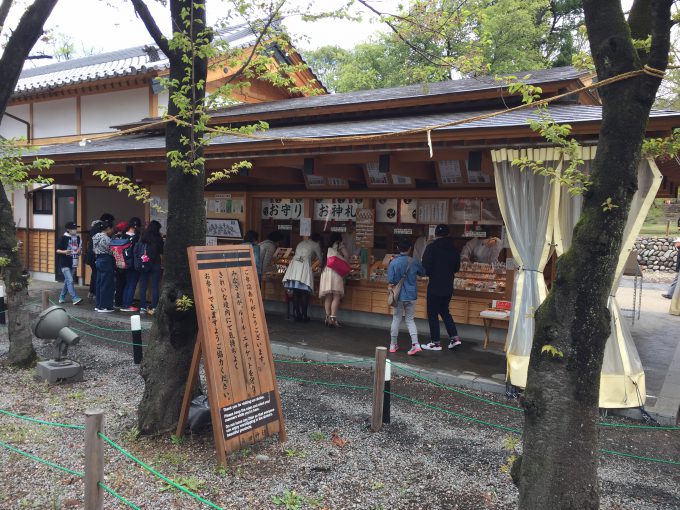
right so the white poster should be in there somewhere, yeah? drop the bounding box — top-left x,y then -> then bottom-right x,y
376,198 -> 398,223
417,199 -> 449,224
399,199 -> 418,224
299,217 -> 312,237
261,198 -> 305,220
313,199 -> 364,221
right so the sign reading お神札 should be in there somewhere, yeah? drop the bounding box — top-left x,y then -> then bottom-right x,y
181,245 -> 285,465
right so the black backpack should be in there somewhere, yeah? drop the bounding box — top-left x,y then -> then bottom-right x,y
133,241 -> 151,272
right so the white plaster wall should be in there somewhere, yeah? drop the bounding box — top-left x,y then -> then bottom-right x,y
0,104 -> 30,139
81,88 -> 149,133
33,98 -> 77,138
33,214 -> 53,230
157,90 -> 169,115
12,189 -> 27,228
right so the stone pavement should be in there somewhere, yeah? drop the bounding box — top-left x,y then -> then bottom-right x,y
25,276 -> 680,423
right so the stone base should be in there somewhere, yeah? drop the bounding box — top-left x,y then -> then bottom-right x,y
36,359 -> 84,384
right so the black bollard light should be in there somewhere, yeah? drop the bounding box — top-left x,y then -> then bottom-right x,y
131,315 -> 143,364
0,284 -> 5,325
383,359 -> 391,424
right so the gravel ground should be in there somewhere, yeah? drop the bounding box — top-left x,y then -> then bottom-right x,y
1,315 -> 679,510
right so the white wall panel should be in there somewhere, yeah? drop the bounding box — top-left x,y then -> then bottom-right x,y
0,104 -> 30,139
33,98 -> 77,138
81,88 -> 149,133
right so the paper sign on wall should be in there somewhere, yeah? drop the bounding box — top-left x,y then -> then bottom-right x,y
299,218 -> 312,237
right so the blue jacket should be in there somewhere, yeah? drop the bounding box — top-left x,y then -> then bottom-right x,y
388,253 -> 426,302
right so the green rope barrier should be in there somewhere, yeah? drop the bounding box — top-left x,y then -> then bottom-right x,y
385,390 -> 523,434
391,362 -> 680,431
598,448 -> 680,466
0,439 -> 84,476
0,409 -> 84,430
390,362 -> 523,412
99,483 -> 142,510
98,433 -> 226,510
277,375 -> 372,391
47,297 -> 151,332
274,358 -> 372,366
71,326 -> 148,347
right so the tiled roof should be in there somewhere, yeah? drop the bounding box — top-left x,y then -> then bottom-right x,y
34,104 -> 680,158
211,66 -> 591,119
14,25 -> 258,96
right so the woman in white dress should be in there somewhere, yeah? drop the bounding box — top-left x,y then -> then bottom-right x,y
282,235 -> 321,322
319,232 -> 349,327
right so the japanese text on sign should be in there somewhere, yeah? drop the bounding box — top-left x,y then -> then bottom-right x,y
261,199 -> 305,220
313,199 -> 364,221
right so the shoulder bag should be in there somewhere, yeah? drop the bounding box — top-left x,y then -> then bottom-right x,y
387,257 -> 413,307
326,244 -> 351,277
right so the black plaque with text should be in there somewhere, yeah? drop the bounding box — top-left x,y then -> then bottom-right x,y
220,391 -> 279,440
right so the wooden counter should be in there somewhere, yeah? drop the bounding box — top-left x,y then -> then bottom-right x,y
262,276 -> 511,328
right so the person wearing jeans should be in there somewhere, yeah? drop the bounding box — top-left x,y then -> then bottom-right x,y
121,217 -> 142,312
92,220 -> 115,313
56,222 -> 82,305
136,220 -> 164,315
421,224 -> 462,351
388,237 -> 426,356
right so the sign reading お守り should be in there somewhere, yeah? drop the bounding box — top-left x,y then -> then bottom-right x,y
178,245 -> 285,466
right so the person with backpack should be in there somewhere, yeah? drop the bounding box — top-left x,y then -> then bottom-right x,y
86,213 -> 114,299
120,217 -> 142,312
92,219 -> 115,313
136,220 -> 164,315
388,237 -> 426,355
56,221 -> 83,305
112,221 -> 128,308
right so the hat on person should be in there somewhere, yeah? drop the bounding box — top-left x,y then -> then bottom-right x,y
434,224 -> 450,237
65,221 -> 78,230
673,237 -> 680,243
115,221 -> 128,233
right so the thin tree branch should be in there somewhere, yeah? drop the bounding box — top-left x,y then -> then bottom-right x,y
224,0 -> 286,85
0,0 -> 58,115
130,0 -> 171,57
356,0 -> 451,69
0,0 -> 12,35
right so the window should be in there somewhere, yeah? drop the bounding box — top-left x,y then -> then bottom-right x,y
32,190 -> 53,214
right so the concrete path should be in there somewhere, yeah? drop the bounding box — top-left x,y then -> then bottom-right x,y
25,276 -> 680,423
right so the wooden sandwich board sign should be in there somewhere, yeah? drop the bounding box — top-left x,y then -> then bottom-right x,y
176,245 -> 286,466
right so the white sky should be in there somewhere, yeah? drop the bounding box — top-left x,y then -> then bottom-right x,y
12,0 -> 401,66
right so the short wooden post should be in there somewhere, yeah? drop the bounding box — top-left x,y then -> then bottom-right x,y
41,289 -> 49,309
371,346 -> 387,432
84,409 -> 104,510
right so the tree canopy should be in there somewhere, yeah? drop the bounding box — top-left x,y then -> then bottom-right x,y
305,0 -> 584,92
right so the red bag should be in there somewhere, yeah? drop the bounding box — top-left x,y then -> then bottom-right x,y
326,255 -> 351,277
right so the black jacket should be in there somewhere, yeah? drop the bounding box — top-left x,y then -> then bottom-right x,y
422,236 -> 461,296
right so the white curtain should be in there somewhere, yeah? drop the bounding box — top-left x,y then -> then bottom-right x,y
599,157 -> 660,408
492,148 -> 558,387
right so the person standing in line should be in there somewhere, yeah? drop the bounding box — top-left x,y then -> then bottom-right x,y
388,237 -> 426,355
121,217 -> 142,312
136,220 -> 164,315
259,230 -> 283,276
243,230 -> 262,282
93,220 -> 115,313
86,213 -> 115,299
113,221 -> 128,308
662,237 -> 680,299
421,224 -> 462,351
56,221 -> 83,305
319,232 -> 349,328
282,234 -> 321,322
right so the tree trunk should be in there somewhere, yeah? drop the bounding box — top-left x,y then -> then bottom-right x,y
137,0 -> 208,433
517,2 -> 672,508
0,0 -> 58,367
0,186 -> 34,366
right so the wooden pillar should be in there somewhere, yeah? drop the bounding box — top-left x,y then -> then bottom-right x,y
371,346 -> 387,432
84,409 -> 105,510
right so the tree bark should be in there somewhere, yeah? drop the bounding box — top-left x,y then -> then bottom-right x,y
0,0 -> 58,367
137,0 -> 208,433
517,1 -> 672,508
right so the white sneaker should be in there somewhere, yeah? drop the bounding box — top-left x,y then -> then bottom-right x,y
448,337 -> 462,350
421,342 -> 442,351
